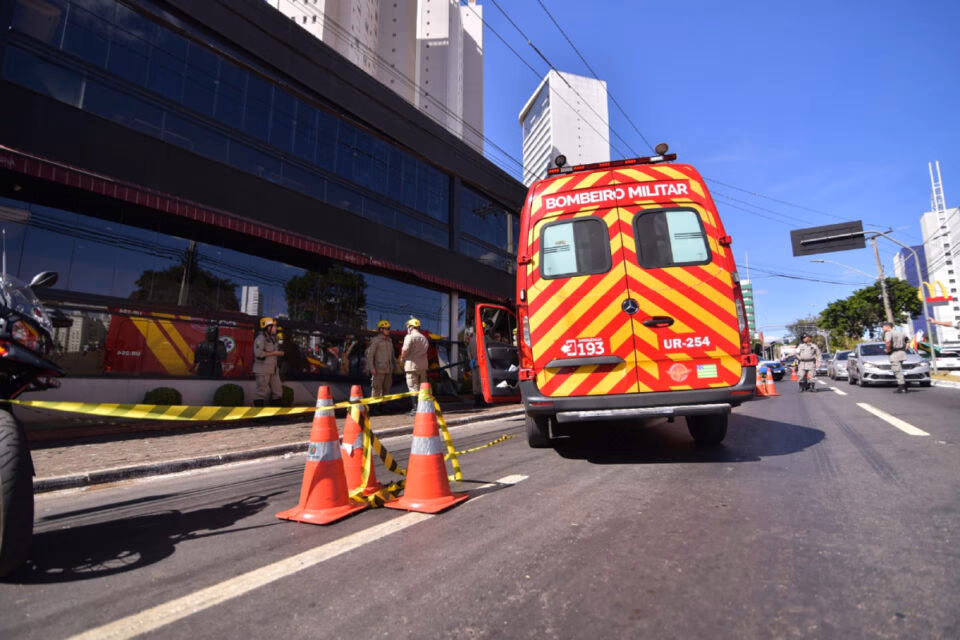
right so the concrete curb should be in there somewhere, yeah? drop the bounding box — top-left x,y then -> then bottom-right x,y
34,408 -> 526,494
932,378 -> 960,390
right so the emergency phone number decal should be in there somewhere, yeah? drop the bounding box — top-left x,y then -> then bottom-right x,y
560,337 -> 607,357
663,336 -> 712,350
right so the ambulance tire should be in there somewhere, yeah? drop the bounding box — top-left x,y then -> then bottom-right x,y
686,413 -> 728,447
525,414 -> 552,448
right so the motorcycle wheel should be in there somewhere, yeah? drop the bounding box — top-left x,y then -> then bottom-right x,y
0,408 -> 34,578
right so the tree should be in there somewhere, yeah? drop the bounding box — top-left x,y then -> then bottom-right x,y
284,265 -> 367,329
130,247 -> 239,311
819,277 -> 922,340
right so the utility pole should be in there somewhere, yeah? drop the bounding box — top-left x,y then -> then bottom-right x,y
871,237 -> 894,324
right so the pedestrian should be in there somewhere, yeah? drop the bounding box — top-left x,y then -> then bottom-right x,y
191,325 -> 227,378
253,317 -> 284,407
882,320 -> 909,393
929,316 -> 960,331
796,333 -> 821,392
400,317 -> 429,415
366,320 -> 399,412
466,326 -> 484,408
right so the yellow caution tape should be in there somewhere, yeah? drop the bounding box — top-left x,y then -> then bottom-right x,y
447,434 -> 515,456
7,391 -> 420,421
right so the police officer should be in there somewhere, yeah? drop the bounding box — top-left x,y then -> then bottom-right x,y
253,317 -> 283,406
796,334 -> 822,392
400,317 -> 429,415
366,320 -> 399,406
882,321 -> 909,393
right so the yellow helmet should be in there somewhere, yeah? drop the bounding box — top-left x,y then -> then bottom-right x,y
377,320 -> 391,329
406,317 -> 421,328
260,317 -> 275,329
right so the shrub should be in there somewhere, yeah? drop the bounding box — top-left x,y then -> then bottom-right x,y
143,387 -> 182,405
281,385 -> 295,407
213,383 -> 244,407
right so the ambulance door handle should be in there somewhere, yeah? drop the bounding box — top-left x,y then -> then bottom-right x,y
642,316 -> 674,328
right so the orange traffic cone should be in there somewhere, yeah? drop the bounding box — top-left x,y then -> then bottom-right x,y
755,372 -> 767,396
341,385 -> 384,497
385,383 -> 468,514
765,370 -> 779,396
276,386 -> 368,525
790,367 -> 798,382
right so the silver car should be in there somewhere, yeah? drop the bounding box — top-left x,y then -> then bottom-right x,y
827,350 -> 851,380
846,342 -> 931,387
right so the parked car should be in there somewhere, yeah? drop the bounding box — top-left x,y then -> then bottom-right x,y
782,355 -> 798,369
846,342 -> 931,387
827,350 -> 851,379
816,352 -> 832,376
758,360 -> 785,381
923,350 -> 960,370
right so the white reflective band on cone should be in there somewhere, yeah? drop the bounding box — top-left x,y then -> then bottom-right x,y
410,435 -> 444,456
306,440 -> 340,461
342,433 -> 363,455
417,399 -> 435,414
314,397 -> 333,417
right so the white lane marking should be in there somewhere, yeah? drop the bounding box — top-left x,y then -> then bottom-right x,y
857,403 -> 930,436
829,386 -> 848,396
70,474 -> 527,640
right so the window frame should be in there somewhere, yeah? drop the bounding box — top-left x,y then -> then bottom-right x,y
538,216 -> 612,280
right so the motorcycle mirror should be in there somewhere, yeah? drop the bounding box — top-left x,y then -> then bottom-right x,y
29,271 -> 58,289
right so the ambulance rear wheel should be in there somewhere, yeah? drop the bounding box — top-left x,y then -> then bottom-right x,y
525,414 -> 552,448
686,413 -> 728,446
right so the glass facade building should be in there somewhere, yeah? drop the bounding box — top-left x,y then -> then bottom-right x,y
0,0 -> 525,387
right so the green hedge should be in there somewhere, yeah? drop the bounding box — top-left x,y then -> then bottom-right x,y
213,383 -> 244,407
143,387 -> 182,405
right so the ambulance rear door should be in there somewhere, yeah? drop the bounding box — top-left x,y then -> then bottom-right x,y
525,177 -> 643,398
474,304 -> 520,403
615,166 -> 744,391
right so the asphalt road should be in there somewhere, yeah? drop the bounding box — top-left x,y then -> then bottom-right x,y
3,378 -> 959,639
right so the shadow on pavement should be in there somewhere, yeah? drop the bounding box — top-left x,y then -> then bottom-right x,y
552,415 -> 825,464
11,493 -> 282,584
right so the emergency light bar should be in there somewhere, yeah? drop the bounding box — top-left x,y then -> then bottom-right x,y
547,152 -> 677,175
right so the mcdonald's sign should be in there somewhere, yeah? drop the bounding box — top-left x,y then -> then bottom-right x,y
918,281 -> 954,303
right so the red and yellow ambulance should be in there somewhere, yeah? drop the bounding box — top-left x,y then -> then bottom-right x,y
474,146 -> 757,447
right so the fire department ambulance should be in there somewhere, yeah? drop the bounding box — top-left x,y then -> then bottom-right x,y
473,145 -> 757,447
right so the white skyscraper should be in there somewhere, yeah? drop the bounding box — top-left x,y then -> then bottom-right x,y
518,70 -> 609,186
267,0 -> 483,153
920,167 -> 960,348
241,286 -> 262,317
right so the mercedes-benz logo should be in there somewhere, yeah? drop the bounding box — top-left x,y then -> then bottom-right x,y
621,298 -> 639,315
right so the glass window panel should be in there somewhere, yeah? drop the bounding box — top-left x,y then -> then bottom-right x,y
281,162 -> 326,200
335,123 -> 356,181
12,0 -> 67,45
181,42 -> 219,116
540,218 -> 611,278
362,198 -> 396,227
162,114 -> 229,161
293,99 -> 317,162
634,208 -> 711,268
314,109 -> 338,170
229,141 -> 281,181
147,47 -> 184,102
215,60 -> 246,129
2,47 -> 84,106
62,1 -> 110,67
83,81 -> 163,137
107,4 -> 153,85
270,88 -> 295,152
242,73 -> 272,141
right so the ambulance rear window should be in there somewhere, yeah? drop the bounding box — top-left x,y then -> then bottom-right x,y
634,208 -> 711,268
540,218 -> 611,278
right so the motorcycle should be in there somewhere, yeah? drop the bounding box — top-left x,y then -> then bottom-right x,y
0,268 -> 63,578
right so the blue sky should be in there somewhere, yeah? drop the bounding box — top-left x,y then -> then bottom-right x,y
477,0 -> 960,340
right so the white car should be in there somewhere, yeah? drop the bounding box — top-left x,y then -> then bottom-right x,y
930,350 -> 960,370
847,342 -> 931,387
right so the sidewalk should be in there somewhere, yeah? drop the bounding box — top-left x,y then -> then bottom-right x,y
29,402 -> 525,494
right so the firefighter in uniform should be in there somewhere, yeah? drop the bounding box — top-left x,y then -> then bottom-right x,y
400,317 -> 430,415
366,320 -> 399,408
796,334 -> 822,392
882,321 -> 909,393
253,317 -> 284,406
